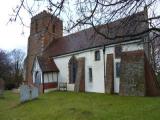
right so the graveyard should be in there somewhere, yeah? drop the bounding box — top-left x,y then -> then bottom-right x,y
0,91 -> 160,120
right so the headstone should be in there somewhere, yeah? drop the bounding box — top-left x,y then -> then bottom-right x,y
20,85 -> 39,103
20,85 -> 30,102
0,78 -> 5,98
31,87 -> 39,99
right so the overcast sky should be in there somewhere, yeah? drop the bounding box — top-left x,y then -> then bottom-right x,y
0,0 -> 30,53
0,0 -> 159,53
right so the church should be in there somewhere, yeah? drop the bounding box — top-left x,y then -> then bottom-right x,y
24,8 -> 160,96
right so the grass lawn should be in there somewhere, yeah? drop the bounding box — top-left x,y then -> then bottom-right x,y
0,91 -> 160,120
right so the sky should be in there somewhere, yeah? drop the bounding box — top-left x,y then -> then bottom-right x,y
0,0 -> 159,53
0,0 -> 30,53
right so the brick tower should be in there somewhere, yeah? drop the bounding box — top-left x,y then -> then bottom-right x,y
25,10 -> 63,84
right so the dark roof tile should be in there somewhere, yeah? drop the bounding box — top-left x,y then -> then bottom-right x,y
44,10 -> 148,57
37,56 -> 59,72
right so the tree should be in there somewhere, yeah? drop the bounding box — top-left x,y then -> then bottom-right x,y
0,49 -> 25,89
9,0 -> 160,72
9,49 -> 25,87
0,49 -> 12,81
0,49 -> 13,89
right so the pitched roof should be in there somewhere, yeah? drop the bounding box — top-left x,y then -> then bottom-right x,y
37,56 -> 59,72
44,10 -> 148,57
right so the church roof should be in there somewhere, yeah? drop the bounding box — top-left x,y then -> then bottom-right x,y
37,56 -> 59,72
44,10 -> 148,57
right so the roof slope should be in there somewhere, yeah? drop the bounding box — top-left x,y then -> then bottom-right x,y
37,56 -> 59,72
44,10 -> 148,57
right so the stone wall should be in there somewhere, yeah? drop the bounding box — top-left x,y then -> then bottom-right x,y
119,50 -> 145,96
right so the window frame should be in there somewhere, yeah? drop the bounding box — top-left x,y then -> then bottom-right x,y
115,62 -> 121,78
95,50 -> 100,61
69,56 -> 77,84
115,45 -> 122,58
89,67 -> 93,82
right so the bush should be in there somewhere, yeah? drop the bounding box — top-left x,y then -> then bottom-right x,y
5,83 -> 15,90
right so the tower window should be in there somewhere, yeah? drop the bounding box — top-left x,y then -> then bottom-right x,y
95,50 -> 100,61
35,20 -> 38,32
52,24 -> 55,33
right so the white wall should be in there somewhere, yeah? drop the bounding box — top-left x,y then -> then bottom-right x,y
54,41 -> 144,93
122,42 -> 143,52
76,49 -> 105,93
54,49 -> 105,93
44,72 -> 57,83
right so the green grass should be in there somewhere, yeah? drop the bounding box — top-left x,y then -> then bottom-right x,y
0,91 -> 160,120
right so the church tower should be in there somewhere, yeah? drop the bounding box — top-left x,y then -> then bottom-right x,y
25,10 -> 63,84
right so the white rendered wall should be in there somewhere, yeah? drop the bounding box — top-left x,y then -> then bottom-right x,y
54,49 -> 105,93
76,49 -> 105,93
54,41 -> 144,93
122,42 -> 143,52
44,72 -> 57,83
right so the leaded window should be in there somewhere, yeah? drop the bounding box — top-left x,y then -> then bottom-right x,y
95,50 -> 100,61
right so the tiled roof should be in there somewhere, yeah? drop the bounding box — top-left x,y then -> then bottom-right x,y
44,10 -> 148,57
37,56 -> 59,72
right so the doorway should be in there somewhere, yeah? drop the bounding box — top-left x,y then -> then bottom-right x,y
35,71 -> 41,92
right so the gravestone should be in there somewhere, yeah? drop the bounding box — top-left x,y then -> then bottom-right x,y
20,85 -> 39,102
20,85 -> 30,102
0,78 -> 5,98
31,87 -> 39,99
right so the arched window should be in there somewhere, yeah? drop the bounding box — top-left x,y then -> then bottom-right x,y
69,56 -> 77,84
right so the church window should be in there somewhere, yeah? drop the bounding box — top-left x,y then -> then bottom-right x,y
69,56 -> 77,84
116,62 -> 121,78
115,45 -> 122,58
95,50 -> 100,61
89,68 -> 93,82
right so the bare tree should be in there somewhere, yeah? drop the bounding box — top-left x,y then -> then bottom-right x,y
0,49 -> 12,80
0,49 -> 13,90
9,49 -> 25,87
150,31 -> 160,72
9,0 -> 160,32
9,0 -> 160,72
